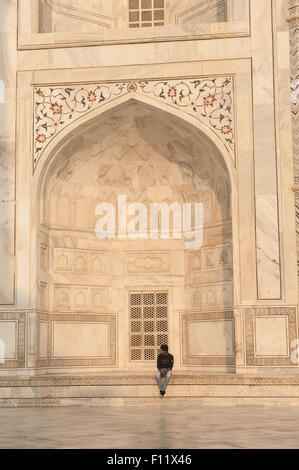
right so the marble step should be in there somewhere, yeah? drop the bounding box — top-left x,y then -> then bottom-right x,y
2,396 -> 299,407
2,382 -> 299,398
1,374 -> 299,406
2,373 -> 299,386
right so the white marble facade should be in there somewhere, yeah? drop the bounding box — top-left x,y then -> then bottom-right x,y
0,0 -> 298,383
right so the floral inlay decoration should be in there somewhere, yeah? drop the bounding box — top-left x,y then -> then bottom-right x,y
34,77 -> 235,170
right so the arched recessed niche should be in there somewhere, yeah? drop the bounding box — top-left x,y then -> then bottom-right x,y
35,99 -> 235,371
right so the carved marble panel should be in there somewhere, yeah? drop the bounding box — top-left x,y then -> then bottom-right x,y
72,287 -> 89,310
254,316 -> 289,357
89,252 -> 105,273
54,250 -> 72,273
0,322 -> 16,360
40,244 -> 48,271
73,252 -> 88,273
188,251 -> 202,271
41,313 -> 117,367
53,285 -> 71,310
126,251 -> 171,273
90,288 -> 107,310
39,321 -> 48,358
53,248 -> 107,274
0,313 -> 26,369
245,307 -> 297,367
37,313 -> 49,367
181,310 -> 235,365
190,282 -> 216,307
53,285 -> 109,312
40,282 -> 49,310
52,322 -> 110,358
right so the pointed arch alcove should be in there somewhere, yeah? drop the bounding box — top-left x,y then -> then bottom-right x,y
33,96 -> 238,373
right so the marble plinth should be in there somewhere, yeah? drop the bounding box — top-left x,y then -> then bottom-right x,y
1,374 -> 299,407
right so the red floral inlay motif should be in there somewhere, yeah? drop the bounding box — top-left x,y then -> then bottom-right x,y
221,125 -> 232,135
203,94 -> 216,107
50,102 -> 63,115
168,87 -> 177,98
36,134 -> 46,143
127,82 -> 137,92
87,91 -> 97,102
34,78 -> 234,170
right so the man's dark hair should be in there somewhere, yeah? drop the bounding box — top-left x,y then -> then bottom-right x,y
160,344 -> 168,352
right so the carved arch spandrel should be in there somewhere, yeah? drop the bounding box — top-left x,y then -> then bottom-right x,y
33,77 -> 236,171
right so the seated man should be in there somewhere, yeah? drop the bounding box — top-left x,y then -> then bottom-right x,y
156,344 -> 174,396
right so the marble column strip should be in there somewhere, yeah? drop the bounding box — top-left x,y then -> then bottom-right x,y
289,1 -> 299,279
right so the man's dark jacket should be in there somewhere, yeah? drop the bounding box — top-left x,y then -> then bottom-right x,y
157,353 -> 174,370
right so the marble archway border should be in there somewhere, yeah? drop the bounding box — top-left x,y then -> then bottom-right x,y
33,76 -> 235,171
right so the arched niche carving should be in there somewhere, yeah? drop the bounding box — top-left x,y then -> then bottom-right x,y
31,97 -> 239,372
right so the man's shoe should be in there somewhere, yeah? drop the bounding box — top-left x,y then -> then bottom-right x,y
160,390 -> 165,396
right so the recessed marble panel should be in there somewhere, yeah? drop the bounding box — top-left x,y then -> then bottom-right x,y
187,319 -> 234,357
256,195 -> 281,299
254,316 -> 288,357
0,322 -> 16,360
53,322 -> 110,358
39,322 -> 48,358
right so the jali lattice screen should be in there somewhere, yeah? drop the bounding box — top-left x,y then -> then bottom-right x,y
129,291 -> 168,361
129,0 -> 165,28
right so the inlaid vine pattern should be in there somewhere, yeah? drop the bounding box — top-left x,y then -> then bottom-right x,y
33,77 -> 235,169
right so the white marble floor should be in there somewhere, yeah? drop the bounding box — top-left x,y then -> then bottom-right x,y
0,404 -> 299,449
